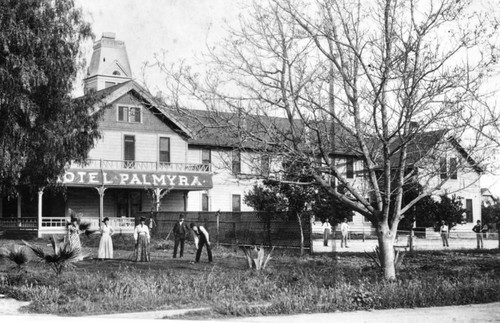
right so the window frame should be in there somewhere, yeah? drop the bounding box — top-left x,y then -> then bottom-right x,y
232,150 -> 241,175
202,193 -> 209,212
449,157 -> 458,180
232,194 -> 241,212
202,148 -> 211,164
346,157 -> 354,179
117,105 -> 142,123
159,137 -> 170,163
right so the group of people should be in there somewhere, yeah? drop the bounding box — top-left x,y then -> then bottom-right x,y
321,218 -> 350,248
66,214 -> 212,263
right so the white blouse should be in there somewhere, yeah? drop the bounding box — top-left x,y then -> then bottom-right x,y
134,224 -> 150,241
100,224 -> 114,236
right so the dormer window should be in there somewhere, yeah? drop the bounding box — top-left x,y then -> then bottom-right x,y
118,106 -> 142,123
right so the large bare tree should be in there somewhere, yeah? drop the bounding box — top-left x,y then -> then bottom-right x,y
156,0 -> 498,280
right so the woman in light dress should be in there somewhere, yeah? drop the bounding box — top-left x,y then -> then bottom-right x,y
67,217 -> 83,260
133,216 -> 150,262
98,217 -> 114,260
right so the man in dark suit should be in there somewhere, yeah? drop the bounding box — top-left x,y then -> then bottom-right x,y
172,214 -> 188,258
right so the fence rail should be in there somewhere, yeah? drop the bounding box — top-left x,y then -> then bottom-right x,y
0,217 -> 135,234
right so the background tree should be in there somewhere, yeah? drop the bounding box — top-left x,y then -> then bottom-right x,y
0,0 -> 102,196
244,183 -> 284,246
159,0 -> 497,280
481,201 -> 500,231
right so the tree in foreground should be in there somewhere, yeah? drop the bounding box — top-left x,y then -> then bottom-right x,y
160,0 -> 498,280
0,0 -> 102,196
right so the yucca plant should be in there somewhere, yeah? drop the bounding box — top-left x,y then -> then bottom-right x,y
0,245 -> 30,271
241,246 -> 275,270
24,236 -> 80,276
365,246 -> 405,273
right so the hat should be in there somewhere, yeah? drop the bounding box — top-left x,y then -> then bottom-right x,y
179,214 -> 185,219
103,217 -> 109,222
190,222 -> 196,229
140,216 -> 146,222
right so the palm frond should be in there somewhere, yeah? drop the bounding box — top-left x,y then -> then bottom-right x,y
79,222 -> 91,232
0,245 -> 29,269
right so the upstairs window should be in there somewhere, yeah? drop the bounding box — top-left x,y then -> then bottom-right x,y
346,157 -> 354,179
449,158 -> 458,180
439,158 -> 447,179
159,137 -> 170,163
118,106 -> 142,123
202,148 -> 211,164
232,150 -> 241,174
261,154 -> 270,176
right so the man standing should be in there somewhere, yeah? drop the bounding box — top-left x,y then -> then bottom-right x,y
172,214 -> 188,258
440,220 -> 449,247
472,220 -> 483,249
340,218 -> 349,248
190,222 -> 213,263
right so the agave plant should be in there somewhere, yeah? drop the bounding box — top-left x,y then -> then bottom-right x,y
0,245 -> 30,271
365,245 -> 405,273
241,246 -> 275,270
23,236 -> 80,276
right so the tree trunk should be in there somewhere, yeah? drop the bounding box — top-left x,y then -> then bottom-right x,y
297,212 -> 304,256
377,223 -> 396,280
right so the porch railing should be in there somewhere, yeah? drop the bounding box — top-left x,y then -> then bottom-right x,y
0,217 -> 135,233
71,159 -> 211,172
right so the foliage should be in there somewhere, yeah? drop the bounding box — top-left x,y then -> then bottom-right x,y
312,184 -> 354,226
364,246 -> 405,273
482,202 -> 500,228
432,194 -> 466,230
0,247 -> 499,316
240,246 -> 274,270
0,0 -> 103,196
23,236 -> 79,276
0,245 -> 30,271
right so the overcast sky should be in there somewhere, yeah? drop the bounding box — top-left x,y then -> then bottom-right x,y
74,0 -> 241,95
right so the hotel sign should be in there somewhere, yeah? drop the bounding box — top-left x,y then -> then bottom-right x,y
61,169 -> 212,189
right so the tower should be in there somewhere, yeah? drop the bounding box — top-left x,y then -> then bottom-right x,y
84,32 -> 132,92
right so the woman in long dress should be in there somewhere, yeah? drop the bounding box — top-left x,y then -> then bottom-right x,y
67,217 -> 83,260
98,217 -> 114,259
133,216 -> 150,262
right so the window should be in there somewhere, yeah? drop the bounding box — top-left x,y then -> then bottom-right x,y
261,154 -> 270,176
232,150 -> 241,174
449,158 -> 458,180
159,137 -> 170,163
346,157 -> 354,179
232,194 -> 241,212
202,193 -> 209,212
117,106 -> 141,123
465,199 -> 473,223
439,157 -> 447,179
124,135 -> 135,168
202,149 -> 211,164
112,70 -> 121,76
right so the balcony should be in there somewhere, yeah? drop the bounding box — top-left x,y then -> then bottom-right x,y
71,159 -> 211,173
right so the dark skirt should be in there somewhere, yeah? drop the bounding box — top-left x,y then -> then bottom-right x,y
134,234 -> 150,262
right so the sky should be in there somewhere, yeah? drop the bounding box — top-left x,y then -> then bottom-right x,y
74,0 -> 242,96
74,0 -> 500,196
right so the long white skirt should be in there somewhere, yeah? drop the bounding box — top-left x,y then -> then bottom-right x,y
98,233 -> 113,259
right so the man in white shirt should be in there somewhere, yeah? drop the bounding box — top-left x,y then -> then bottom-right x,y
190,222 -> 213,263
340,218 -> 349,248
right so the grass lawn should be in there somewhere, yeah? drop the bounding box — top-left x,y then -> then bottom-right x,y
0,234 -> 499,318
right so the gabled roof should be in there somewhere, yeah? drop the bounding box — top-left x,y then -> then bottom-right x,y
81,80 -> 193,139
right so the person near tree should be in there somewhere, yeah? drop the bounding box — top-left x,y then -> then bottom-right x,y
98,217 -> 114,259
172,214 -> 189,258
439,220 -> 449,247
190,222 -> 213,263
322,219 -> 331,247
340,218 -> 349,248
133,216 -> 150,262
472,220 -> 484,249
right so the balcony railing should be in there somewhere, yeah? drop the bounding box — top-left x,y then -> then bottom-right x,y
71,159 -> 211,172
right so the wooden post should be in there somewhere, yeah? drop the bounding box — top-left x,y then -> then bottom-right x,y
216,212 -> 220,248
17,193 -> 22,221
94,186 -> 107,222
37,188 -> 44,238
409,229 -> 414,252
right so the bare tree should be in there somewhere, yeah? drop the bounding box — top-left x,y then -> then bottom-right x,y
155,0 -> 498,280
